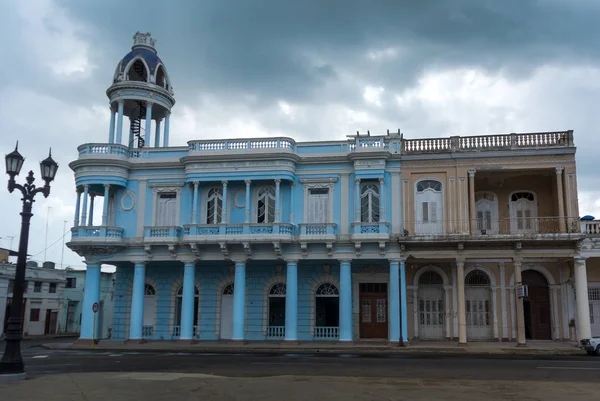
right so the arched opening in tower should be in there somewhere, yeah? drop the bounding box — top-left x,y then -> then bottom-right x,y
156,66 -> 167,89
128,60 -> 148,82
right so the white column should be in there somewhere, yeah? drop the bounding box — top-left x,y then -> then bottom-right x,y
378,177 -> 385,221
74,189 -> 82,227
102,185 -> 110,226
145,102 -> 153,147
514,258 -> 526,346
245,180 -> 251,223
274,179 -> 281,223
555,167 -> 566,232
468,170 -> 476,234
163,111 -> 170,147
191,182 -> 199,224
221,181 -> 228,223
354,178 -> 361,223
115,101 -> 124,145
457,259 -> 466,344
452,267 -> 458,338
154,118 -> 162,148
574,257 -> 592,340
80,185 -> 89,227
499,262 -> 508,340
108,106 -> 116,144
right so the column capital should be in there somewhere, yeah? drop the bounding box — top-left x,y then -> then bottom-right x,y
455,258 -> 465,268
234,260 -> 246,267
145,101 -> 153,108
467,170 -> 476,178
133,262 -> 147,268
76,187 -> 82,194
103,184 -> 111,190
512,257 -> 522,267
339,259 -> 352,265
574,255 -> 588,262
183,262 -> 196,268
193,181 -> 199,188
389,259 -> 406,265
245,179 -> 251,186
222,180 -> 228,187
274,179 -> 281,185
117,100 -> 125,105
555,167 -> 564,174
355,178 -> 361,184
83,184 -> 90,190
378,177 -> 385,183
286,259 -> 299,265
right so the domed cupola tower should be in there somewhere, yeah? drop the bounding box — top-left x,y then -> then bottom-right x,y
106,31 -> 175,148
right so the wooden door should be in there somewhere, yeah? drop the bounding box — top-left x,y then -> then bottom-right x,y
44,309 -> 52,334
528,287 -> 551,340
359,283 -> 388,339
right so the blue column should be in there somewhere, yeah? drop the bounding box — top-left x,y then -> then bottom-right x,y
154,118 -> 161,147
74,189 -> 81,227
102,185 -> 110,226
221,181 -> 228,223
108,106 -> 116,144
274,179 -> 281,222
116,101 -> 124,145
129,263 -> 146,340
285,261 -> 298,341
289,183 -> 295,224
354,179 -> 361,223
80,185 -> 89,228
244,180 -> 251,223
192,182 -> 199,224
389,260 -> 400,342
163,112 -> 170,147
88,195 -> 95,226
145,102 -> 153,147
379,177 -> 385,221
180,263 -> 196,340
232,261 -> 246,341
400,260 -> 408,342
339,260 -> 353,341
79,264 -> 101,341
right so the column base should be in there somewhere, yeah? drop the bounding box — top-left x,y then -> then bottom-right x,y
501,337 -> 510,342
124,339 -> 146,344
73,338 -> 99,346
338,340 -> 354,344
458,342 -> 468,347
177,339 -> 197,344
283,340 -> 300,345
227,340 -> 247,345
516,342 -> 528,348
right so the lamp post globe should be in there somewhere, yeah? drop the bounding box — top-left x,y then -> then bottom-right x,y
0,144 -> 58,379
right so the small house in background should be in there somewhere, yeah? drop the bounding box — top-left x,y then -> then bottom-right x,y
0,247 -> 18,264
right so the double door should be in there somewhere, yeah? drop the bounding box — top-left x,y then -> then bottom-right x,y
359,283 -> 388,339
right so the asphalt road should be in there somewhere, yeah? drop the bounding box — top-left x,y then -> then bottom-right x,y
18,347 -> 600,382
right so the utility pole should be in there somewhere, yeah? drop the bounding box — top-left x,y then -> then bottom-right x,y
60,220 -> 67,269
44,206 -> 51,262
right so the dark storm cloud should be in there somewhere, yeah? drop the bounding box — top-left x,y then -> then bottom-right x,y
59,0 -> 600,105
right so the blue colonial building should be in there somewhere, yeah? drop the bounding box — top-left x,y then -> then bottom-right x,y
68,32 -> 599,346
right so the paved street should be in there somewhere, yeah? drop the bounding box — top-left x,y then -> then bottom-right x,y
0,349 -> 599,399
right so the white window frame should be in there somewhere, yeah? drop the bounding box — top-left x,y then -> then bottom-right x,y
414,178 -> 444,234
299,178 -> 338,224
253,185 -> 276,224
475,191 -> 499,234
149,182 -> 184,226
202,186 -> 224,224
509,190 -> 538,234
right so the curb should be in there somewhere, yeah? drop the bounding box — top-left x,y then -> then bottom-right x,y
40,344 -> 584,356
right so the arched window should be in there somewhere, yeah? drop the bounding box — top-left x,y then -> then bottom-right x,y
155,65 -> 167,89
144,284 -> 156,295
223,283 -> 234,295
315,283 -> 339,332
415,179 -> 443,234
509,191 -> 537,233
360,182 -> 380,223
268,283 -> 286,327
128,59 -> 148,82
417,270 -> 445,339
257,186 -> 276,223
206,187 -> 223,224
475,192 -> 499,233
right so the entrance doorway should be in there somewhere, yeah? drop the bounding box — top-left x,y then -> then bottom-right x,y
359,283 -> 388,339
522,270 -> 551,340
44,310 -> 58,335
220,283 -> 234,340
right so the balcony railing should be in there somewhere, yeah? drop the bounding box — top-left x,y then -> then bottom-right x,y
313,326 -> 339,340
77,143 -> 130,157
143,226 -> 182,239
352,222 -> 390,235
266,325 -> 285,339
183,223 -> 294,237
582,220 -> 600,235
299,223 -> 337,236
405,217 -> 578,237
188,137 -> 296,152
70,226 -> 124,240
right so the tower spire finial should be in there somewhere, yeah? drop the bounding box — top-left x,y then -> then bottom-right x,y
132,31 -> 156,53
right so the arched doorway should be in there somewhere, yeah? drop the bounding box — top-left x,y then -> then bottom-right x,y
465,270 -> 492,340
417,271 -> 445,339
314,283 -> 340,339
143,284 -> 157,338
174,285 -> 199,338
522,270 -> 551,340
267,283 -> 286,338
220,283 -> 234,339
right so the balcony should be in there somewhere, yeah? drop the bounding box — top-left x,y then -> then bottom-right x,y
188,137 -> 296,153
298,223 -> 337,240
582,220 -> 600,235
143,226 -> 182,244
183,223 -> 295,242
351,222 -> 390,239
77,143 -> 131,159
403,217 -> 581,241
70,226 -> 124,244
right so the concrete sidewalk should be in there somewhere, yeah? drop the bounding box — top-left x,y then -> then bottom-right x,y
42,339 -> 584,356
1,372 -> 597,401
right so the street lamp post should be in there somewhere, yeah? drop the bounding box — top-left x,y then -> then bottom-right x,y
0,143 -> 58,377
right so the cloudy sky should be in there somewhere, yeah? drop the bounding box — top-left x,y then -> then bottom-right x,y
1,0 -> 600,270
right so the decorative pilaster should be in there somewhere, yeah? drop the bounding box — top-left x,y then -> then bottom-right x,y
389,260 -> 400,343
145,102 -> 153,146
574,257 -> 592,340
379,177 -> 385,222
78,264 -> 101,342
232,261 -> 246,341
74,189 -> 82,227
468,170 -> 476,234
245,180 -> 251,224
339,260 -> 353,341
180,263 -> 196,341
116,101 -> 124,145
274,179 -> 281,223
513,258 -> 526,346
289,183 -> 295,224
221,181 -> 228,223
354,179 -> 361,222
285,260 -> 298,341
191,182 -> 199,224
80,185 -> 89,228
102,185 -> 110,226
128,263 -> 146,341
108,106 -> 116,144
456,259 -> 467,345
555,167 -> 566,232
